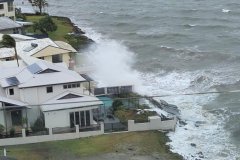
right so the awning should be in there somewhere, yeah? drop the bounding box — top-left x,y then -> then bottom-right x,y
0,105 -> 31,111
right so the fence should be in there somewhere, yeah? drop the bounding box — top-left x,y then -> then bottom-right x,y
0,116 -> 177,146
104,122 -> 128,133
128,116 -> 177,132
0,122 -> 104,146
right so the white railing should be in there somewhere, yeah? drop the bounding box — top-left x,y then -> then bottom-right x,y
0,122 -> 104,146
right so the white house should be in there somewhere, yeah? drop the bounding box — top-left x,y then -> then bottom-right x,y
0,0 -> 15,20
16,38 -> 77,67
0,60 -> 102,133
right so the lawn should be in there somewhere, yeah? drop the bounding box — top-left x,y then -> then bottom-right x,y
25,15 -> 74,41
3,131 -> 182,160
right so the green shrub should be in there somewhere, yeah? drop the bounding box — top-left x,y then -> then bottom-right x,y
10,128 -> 15,137
31,117 -> 45,132
0,124 -> 4,135
33,15 -> 57,34
64,34 -> 92,50
112,100 -> 124,114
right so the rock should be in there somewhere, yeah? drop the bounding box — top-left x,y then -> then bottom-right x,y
179,120 -> 187,126
197,152 -> 204,158
128,147 -> 134,151
159,100 -> 169,106
190,143 -> 197,147
73,25 -> 85,34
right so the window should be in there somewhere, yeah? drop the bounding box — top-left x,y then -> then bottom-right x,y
8,2 -> 13,12
5,57 -> 14,61
9,88 -> 14,95
46,86 -> 53,93
38,57 -> 44,60
63,83 -> 81,89
52,54 -> 63,63
0,4 -> 4,10
13,28 -> 19,34
69,110 -> 91,128
72,83 -> 76,88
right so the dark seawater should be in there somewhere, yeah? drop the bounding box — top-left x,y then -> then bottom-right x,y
48,0 -> 240,159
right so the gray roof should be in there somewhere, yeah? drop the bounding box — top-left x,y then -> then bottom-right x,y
41,91 -> 103,112
0,60 -> 87,88
0,0 -> 14,3
0,17 -> 22,31
0,96 -> 28,106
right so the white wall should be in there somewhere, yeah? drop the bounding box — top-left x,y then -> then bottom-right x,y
0,122 -> 104,146
0,2 -> 15,19
21,84 -> 85,105
0,110 -> 5,127
26,106 -> 41,126
128,116 -> 177,132
5,86 -> 21,100
44,106 -> 98,128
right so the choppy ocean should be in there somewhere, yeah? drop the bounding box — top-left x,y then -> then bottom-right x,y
47,0 -> 240,159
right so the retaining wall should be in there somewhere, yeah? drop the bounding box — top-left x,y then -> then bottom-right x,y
128,116 -> 177,132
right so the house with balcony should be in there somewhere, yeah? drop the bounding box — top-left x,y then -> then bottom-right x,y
0,60 -> 102,134
0,0 -> 15,20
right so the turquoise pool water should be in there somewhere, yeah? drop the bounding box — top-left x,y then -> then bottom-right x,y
97,96 -> 113,110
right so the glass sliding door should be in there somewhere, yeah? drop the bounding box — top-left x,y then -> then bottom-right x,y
86,111 -> 90,126
70,110 -> 91,128
70,112 -> 75,128
75,112 -> 80,125
11,110 -> 22,126
80,111 -> 85,127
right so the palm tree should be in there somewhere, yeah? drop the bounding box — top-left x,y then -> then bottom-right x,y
32,0 -> 48,14
1,35 -> 19,67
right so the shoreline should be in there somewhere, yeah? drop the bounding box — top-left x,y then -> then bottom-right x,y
21,7 -> 183,160
24,13 -> 94,50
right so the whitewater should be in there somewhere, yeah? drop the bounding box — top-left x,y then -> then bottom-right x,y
47,0 -> 240,159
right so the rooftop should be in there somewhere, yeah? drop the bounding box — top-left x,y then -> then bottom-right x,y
16,38 -> 58,56
0,96 -> 28,107
0,60 -> 87,88
41,91 -> 103,112
0,17 -> 22,31
0,0 -> 14,3
0,48 -> 15,59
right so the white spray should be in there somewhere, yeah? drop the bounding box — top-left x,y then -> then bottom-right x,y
81,35 -> 146,93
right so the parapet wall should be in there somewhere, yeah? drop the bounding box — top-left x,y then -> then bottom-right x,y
128,116 -> 177,132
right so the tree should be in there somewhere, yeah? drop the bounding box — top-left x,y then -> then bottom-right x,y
32,0 -> 48,14
33,15 -> 57,34
0,35 -> 19,67
111,100 -> 124,114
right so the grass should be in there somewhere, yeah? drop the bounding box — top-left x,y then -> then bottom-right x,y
25,15 -> 92,50
4,131 -> 182,160
115,109 -> 156,123
25,15 -> 74,41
